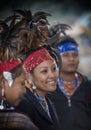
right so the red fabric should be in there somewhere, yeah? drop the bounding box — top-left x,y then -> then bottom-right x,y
23,48 -> 53,73
0,62 -> 3,75
0,60 -> 21,75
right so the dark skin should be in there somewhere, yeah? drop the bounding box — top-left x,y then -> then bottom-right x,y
28,60 -> 58,99
0,75 -> 3,100
60,51 -> 80,82
0,69 -> 26,107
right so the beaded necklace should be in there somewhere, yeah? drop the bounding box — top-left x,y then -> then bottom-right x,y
58,73 -> 80,107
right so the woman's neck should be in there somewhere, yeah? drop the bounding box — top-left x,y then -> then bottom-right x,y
36,90 -> 46,99
60,72 -> 76,82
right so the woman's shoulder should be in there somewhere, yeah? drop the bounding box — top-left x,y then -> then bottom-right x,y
0,110 -> 39,130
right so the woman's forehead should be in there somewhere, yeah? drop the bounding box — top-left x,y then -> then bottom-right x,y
34,60 -> 55,70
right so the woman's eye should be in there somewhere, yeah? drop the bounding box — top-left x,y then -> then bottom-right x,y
52,66 -> 57,72
41,70 -> 47,74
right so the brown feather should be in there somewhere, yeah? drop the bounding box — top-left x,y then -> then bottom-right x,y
47,23 -> 72,47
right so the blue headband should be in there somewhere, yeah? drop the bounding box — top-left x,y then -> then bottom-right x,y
56,42 -> 79,55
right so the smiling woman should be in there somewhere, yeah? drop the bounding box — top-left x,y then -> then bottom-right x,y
16,47 -> 59,130
14,9 -> 60,130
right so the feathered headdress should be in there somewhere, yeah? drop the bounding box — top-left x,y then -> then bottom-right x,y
47,23 -> 79,56
0,9 -> 54,72
47,23 -> 72,47
0,16 -> 23,75
0,9 -> 51,61
0,14 -> 28,62
13,9 -> 52,49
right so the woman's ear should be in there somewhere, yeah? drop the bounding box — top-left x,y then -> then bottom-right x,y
26,73 -> 36,93
26,73 -> 32,84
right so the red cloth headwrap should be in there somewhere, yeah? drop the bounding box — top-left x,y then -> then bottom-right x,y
0,60 -> 21,75
23,48 -> 53,73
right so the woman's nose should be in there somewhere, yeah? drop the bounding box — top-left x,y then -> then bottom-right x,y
48,70 -> 55,78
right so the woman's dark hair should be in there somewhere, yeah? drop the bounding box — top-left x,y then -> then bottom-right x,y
10,64 -> 23,80
45,45 -> 61,72
56,35 -> 78,47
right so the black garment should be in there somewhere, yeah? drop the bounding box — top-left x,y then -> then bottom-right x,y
48,74 -> 91,130
16,88 -> 60,130
0,110 -> 39,130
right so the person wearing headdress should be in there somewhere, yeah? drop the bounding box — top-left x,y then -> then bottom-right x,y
0,13 -> 39,130
47,23 -> 91,130
16,47 -> 60,130
0,62 -> 39,130
0,14 -> 27,110
15,9 -> 60,130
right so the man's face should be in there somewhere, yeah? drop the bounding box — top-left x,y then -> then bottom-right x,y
61,51 -> 79,73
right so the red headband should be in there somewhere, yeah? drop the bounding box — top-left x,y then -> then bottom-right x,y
0,59 -> 21,75
23,48 -> 53,73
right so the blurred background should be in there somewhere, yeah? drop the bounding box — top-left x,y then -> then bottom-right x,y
0,0 -> 91,79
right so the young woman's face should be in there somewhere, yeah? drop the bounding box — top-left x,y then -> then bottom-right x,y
30,60 -> 58,98
4,70 -> 26,107
61,52 -> 79,73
